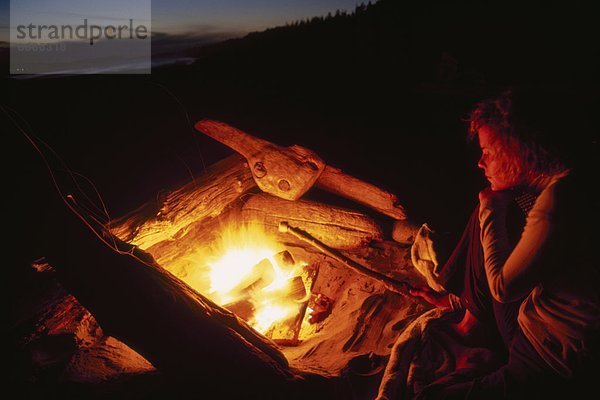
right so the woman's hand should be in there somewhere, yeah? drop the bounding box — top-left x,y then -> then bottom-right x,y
408,286 -> 451,309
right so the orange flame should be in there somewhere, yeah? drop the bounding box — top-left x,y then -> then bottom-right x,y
193,223 -> 307,334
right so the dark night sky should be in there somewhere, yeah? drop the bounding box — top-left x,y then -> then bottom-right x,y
1,0 -> 363,42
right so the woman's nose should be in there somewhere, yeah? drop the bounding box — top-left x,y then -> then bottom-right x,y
477,155 -> 486,169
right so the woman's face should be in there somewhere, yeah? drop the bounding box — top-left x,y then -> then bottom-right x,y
477,125 -> 524,191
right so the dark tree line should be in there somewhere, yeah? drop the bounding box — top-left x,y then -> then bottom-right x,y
283,2 -> 373,28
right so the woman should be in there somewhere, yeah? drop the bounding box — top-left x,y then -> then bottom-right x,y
381,89 -> 599,399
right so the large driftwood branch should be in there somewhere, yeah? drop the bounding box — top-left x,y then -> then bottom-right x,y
109,154 -> 255,249
241,193 -> 383,250
195,119 -> 407,220
317,166 -> 406,220
195,119 -> 326,201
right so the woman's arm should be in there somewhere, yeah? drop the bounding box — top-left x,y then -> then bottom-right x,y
478,182 -> 559,303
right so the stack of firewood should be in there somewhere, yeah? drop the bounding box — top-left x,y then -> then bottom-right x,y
20,120 -> 428,396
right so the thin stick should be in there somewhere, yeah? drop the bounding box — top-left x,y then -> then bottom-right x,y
278,221 -> 413,294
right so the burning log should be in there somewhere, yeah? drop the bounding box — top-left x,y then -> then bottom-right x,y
287,276 -> 308,301
226,257 -> 277,298
241,193 -> 383,249
269,270 -> 318,346
217,250 -> 314,343
109,154 -> 256,249
223,299 -> 256,322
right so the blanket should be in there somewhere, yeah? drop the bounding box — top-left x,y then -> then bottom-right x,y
376,308 -> 500,399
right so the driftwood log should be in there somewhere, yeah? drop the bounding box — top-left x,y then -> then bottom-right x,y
195,119 -> 407,220
316,166 -> 406,220
109,154 -> 256,250
196,119 -> 326,201
241,193 -> 383,249
391,219 -> 422,245
22,289 -> 156,383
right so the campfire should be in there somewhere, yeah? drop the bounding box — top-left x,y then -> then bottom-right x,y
24,119 -> 429,392
186,222 -> 315,341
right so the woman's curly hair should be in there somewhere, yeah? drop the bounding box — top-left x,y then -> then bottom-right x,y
468,89 -> 569,185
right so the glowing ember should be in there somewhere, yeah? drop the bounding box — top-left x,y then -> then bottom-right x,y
253,302 -> 297,333
201,223 -> 308,334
